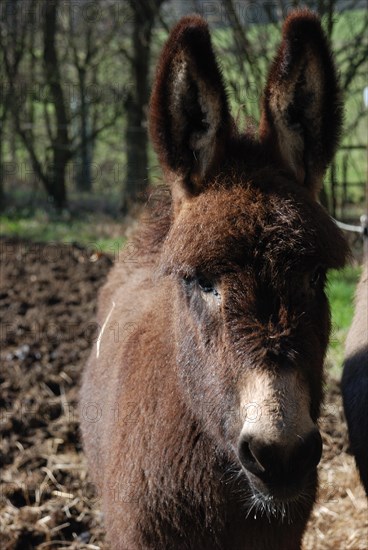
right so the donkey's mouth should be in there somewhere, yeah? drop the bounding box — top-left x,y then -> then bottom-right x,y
245,468 -> 315,499
244,482 -> 315,523
242,468 -> 317,522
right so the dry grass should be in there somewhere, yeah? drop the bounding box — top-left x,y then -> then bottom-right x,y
303,381 -> 367,549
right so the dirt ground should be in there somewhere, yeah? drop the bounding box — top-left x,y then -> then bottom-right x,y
0,237 -> 367,549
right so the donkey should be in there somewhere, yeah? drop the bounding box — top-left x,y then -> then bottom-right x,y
80,10 -> 349,549
341,263 -> 368,495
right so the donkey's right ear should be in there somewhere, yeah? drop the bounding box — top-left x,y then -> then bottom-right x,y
149,15 -> 232,199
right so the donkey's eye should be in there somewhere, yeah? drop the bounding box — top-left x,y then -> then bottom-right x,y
197,276 -> 216,294
182,274 -> 219,298
310,266 -> 326,289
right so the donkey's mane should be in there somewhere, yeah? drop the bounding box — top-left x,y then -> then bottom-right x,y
132,131 -> 280,259
132,163 -> 349,275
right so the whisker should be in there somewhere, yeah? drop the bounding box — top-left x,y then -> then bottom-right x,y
221,458 -> 314,525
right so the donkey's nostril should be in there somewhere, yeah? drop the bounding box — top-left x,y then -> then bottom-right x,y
238,438 -> 266,476
238,429 -> 323,485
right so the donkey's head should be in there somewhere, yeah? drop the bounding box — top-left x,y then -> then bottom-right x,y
150,11 -> 348,513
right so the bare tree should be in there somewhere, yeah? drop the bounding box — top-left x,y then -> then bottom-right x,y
5,0 -> 126,209
120,0 -> 167,214
42,0 -> 71,208
66,1 -> 125,193
0,0 -> 29,209
7,0 -> 72,209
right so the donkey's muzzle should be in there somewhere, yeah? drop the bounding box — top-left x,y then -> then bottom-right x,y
238,429 -> 322,491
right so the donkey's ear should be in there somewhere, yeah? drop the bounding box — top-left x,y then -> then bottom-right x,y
260,10 -> 343,198
150,15 -> 232,198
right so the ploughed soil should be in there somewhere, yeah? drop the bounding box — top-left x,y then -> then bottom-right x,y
0,237 -> 366,549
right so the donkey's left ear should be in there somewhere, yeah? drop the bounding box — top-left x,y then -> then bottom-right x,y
260,10 -> 343,198
149,15 -> 232,198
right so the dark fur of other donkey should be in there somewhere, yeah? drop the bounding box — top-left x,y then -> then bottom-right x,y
80,9 -> 348,550
342,263 -> 368,495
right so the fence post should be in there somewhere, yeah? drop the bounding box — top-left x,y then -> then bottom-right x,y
361,214 -> 368,258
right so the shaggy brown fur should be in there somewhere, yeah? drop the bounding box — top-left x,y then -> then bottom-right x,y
80,10 -> 349,549
342,262 -> 368,495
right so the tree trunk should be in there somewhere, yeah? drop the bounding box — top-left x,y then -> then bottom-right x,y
330,160 -> 337,219
76,68 -> 92,192
123,92 -> 150,214
43,0 -> 70,210
50,151 -> 68,209
0,131 -> 5,210
121,2 -> 156,214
